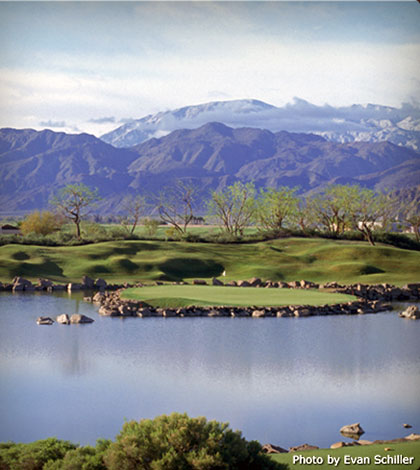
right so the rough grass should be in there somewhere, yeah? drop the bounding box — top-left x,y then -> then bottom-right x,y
0,238 -> 419,285
270,441 -> 420,469
121,285 -> 355,308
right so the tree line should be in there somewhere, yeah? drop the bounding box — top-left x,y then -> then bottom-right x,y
14,181 -> 420,246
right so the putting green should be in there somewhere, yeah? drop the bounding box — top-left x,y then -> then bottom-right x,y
122,285 -> 356,308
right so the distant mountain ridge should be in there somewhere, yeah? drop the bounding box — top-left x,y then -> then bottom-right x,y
101,98 -> 420,150
1,123 -> 419,214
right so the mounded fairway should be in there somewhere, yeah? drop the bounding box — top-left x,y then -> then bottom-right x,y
269,441 -> 420,469
121,285 -> 356,308
0,237 -> 419,285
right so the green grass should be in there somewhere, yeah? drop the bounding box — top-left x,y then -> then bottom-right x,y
0,237 -> 419,284
121,285 -> 355,308
270,441 -> 420,469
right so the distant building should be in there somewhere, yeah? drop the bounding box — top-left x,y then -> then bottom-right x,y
0,224 -> 21,235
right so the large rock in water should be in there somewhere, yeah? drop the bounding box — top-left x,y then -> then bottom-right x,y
36,316 -> 54,325
399,305 -> 420,320
56,314 -> 70,324
340,423 -> 365,438
70,314 -> 94,324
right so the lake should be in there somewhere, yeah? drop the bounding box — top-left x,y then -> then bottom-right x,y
0,291 -> 419,449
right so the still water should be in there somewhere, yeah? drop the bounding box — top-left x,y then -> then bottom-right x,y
0,291 -> 419,448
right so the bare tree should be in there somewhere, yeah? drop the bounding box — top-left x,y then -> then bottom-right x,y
119,196 -> 147,235
51,183 -> 100,239
156,181 -> 197,234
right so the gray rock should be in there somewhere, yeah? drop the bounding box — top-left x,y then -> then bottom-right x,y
193,279 -> 207,285
67,283 -> 82,291
405,433 -> 420,441
56,314 -> 70,324
237,280 -> 251,287
82,275 -> 95,288
95,278 -> 107,290
37,316 -> 54,325
248,277 -> 262,287
212,278 -> 224,286
70,314 -> 94,324
252,309 -> 265,318
98,306 -> 120,316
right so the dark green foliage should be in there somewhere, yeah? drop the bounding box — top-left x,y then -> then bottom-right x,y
0,438 -> 76,470
103,413 -> 285,470
0,418 -> 287,470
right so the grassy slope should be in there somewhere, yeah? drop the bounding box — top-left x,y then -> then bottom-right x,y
270,441 -> 420,469
121,285 -> 355,308
0,238 -> 419,284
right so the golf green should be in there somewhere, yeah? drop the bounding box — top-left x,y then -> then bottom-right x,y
121,285 -> 356,308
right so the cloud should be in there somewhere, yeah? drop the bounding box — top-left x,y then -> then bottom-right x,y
39,120 -> 67,128
88,116 -> 116,124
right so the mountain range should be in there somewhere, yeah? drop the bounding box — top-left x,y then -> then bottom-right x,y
101,98 -> 420,151
1,122 -> 419,214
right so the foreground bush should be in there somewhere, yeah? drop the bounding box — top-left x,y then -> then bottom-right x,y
0,414 -> 287,470
104,413 -> 283,470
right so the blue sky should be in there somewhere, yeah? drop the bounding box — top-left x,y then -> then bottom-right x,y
1,1 -> 419,135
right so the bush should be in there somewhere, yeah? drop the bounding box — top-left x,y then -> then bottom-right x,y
20,211 -> 63,236
103,413 -> 285,470
142,218 -> 160,237
0,438 -> 76,470
43,440 -> 110,470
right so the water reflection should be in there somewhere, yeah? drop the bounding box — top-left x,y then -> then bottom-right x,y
0,292 -> 419,447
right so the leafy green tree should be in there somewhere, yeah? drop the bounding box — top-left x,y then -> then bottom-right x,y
347,186 -> 397,246
311,185 -> 354,235
51,184 -> 100,239
401,197 -> 420,242
103,413 -> 284,470
256,186 -> 300,233
208,182 -> 256,237
20,211 -> 63,236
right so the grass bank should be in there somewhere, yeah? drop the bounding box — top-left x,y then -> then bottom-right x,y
270,441 -> 420,469
121,285 -> 356,308
0,237 -> 419,285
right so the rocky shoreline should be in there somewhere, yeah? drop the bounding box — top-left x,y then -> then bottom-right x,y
3,275 -> 419,320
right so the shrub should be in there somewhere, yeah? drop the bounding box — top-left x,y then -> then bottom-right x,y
142,218 -> 160,237
20,211 -> 63,236
0,438 -> 76,470
103,413 -> 285,470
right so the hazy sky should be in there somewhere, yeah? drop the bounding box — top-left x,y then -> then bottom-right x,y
1,1 -> 419,136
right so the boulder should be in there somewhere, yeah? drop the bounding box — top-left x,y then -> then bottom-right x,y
95,278 -> 107,290
237,280 -> 251,287
81,275 -> 95,288
252,309 -> 265,318
12,277 -> 33,291
262,444 -> 288,454
193,279 -> 207,285
67,283 -> 82,291
340,423 -> 365,438
356,440 -> 373,446
294,308 -> 311,317
248,277 -> 262,287
289,444 -> 319,452
98,306 -> 120,316
399,305 -> 420,320
405,433 -> 420,441
56,314 -> 70,324
92,292 -> 105,303
37,278 -> 53,289
70,314 -> 94,324
330,441 -> 359,449
226,280 -> 237,287
212,278 -> 224,286
36,316 -> 54,325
